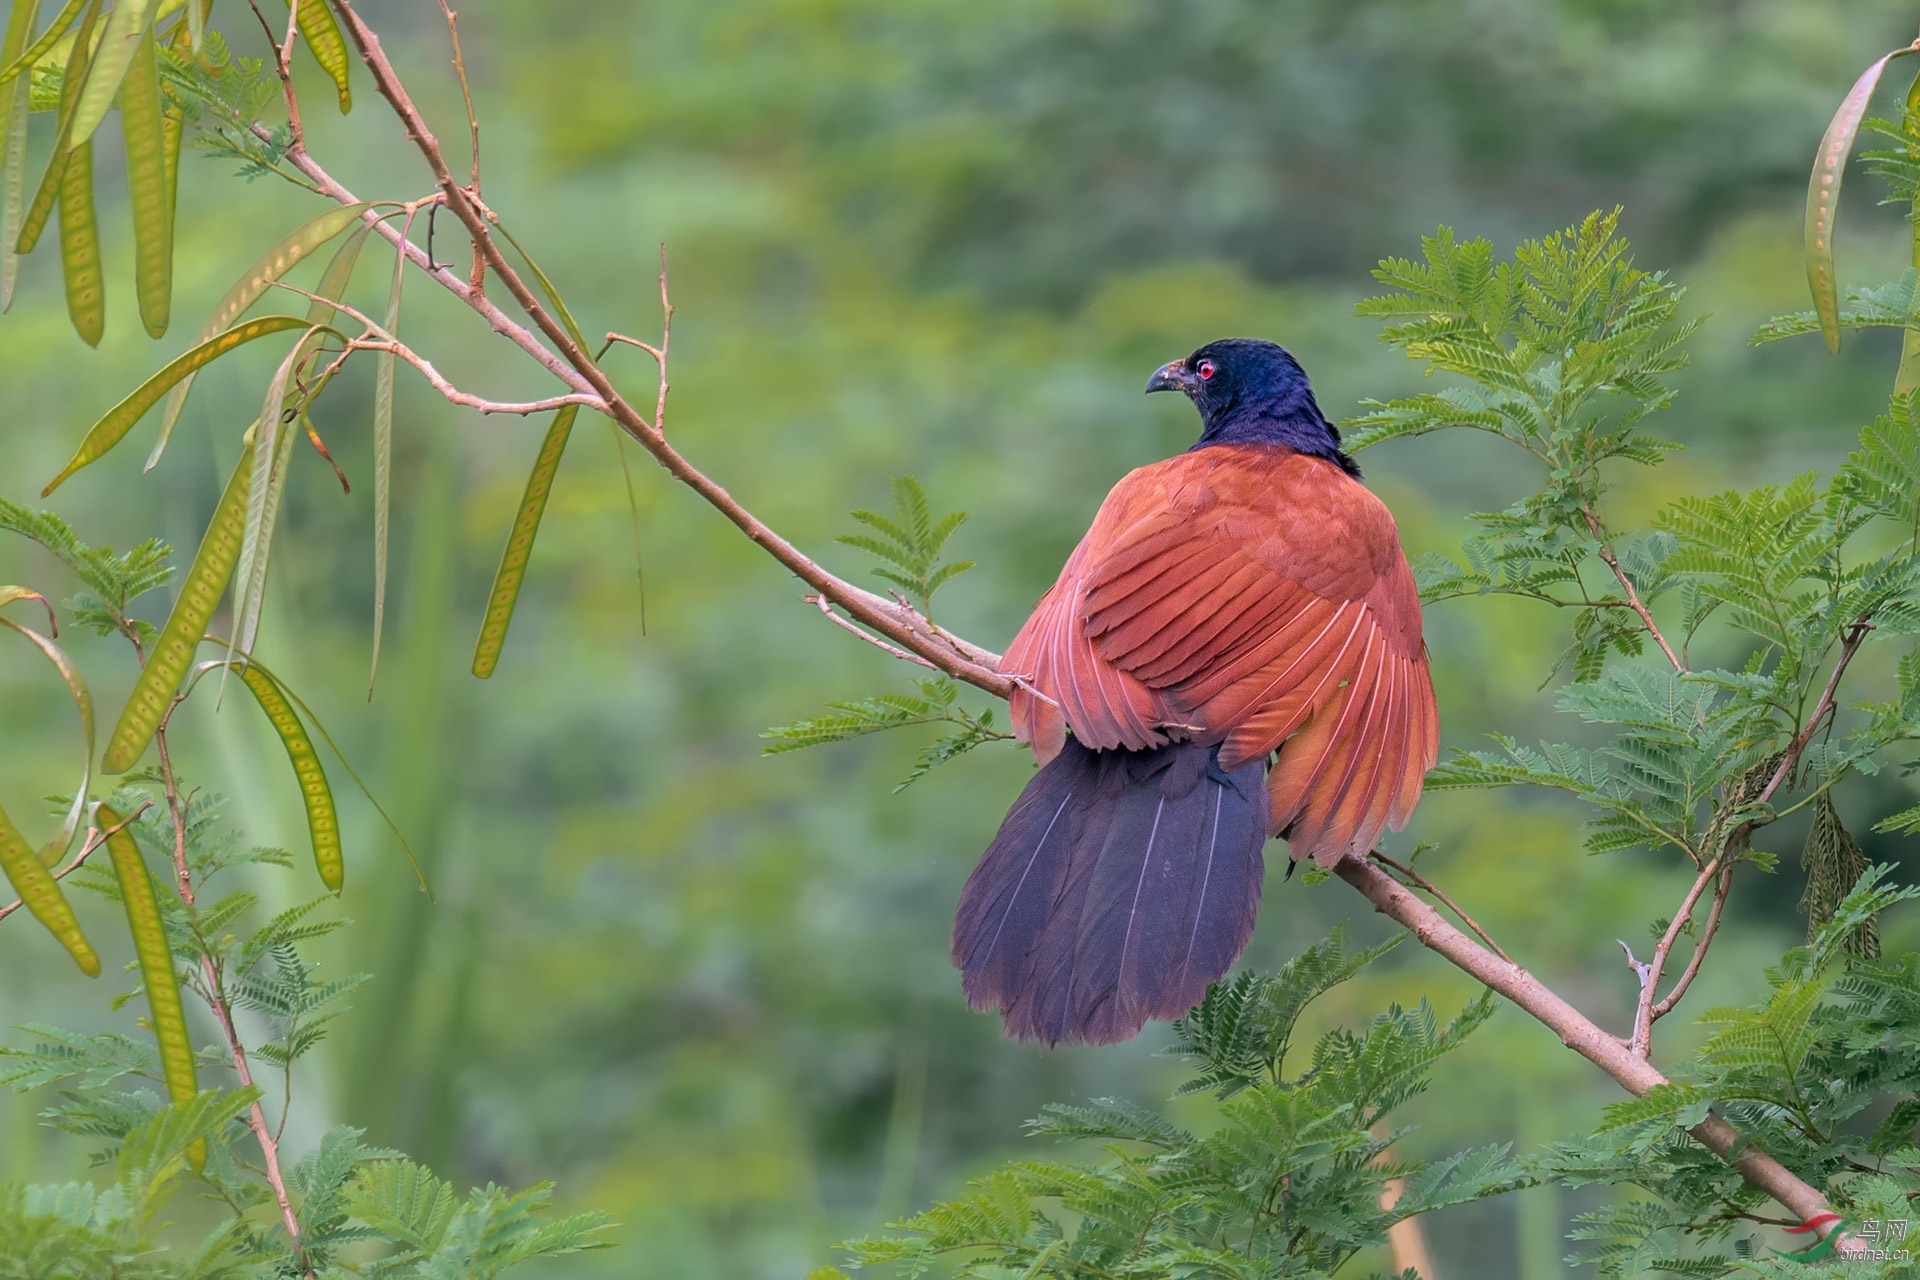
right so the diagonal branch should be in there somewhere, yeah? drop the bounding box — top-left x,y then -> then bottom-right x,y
311,3 -> 1008,698
1332,855 -> 1840,1234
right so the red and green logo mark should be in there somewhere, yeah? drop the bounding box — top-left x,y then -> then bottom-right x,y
1771,1212 -> 1854,1263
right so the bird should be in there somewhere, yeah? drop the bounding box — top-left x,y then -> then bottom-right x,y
951,338 -> 1437,1047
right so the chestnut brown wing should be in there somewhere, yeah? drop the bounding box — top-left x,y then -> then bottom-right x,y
1003,445 -> 1437,864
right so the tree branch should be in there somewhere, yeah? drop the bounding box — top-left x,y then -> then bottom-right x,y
1366,849 -> 1514,963
1332,855 -> 1840,1233
307,6 -> 1008,698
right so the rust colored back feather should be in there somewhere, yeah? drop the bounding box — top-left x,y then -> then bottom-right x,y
1000,443 -> 1437,864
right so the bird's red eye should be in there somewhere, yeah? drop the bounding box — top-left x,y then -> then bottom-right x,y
1197,360 -> 1216,380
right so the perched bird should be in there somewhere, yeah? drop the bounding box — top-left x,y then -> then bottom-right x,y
952,339 -> 1437,1046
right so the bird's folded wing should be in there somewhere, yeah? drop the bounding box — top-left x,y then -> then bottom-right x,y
1004,446 -> 1437,862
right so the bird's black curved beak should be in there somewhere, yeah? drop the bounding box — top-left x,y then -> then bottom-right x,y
1145,360 -> 1199,396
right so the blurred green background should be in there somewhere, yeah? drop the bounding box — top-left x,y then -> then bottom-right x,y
5,0 -> 1920,1275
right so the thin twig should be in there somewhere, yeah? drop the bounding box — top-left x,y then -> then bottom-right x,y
1629,614 -> 1874,1057
1367,850 -> 1514,963
804,594 -> 939,670
0,803 -> 152,922
654,246 -> 673,435
436,0 -> 484,296
1582,506 -> 1689,675
1649,859 -> 1734,1021
264,281 -> 606,416
604,331 -> 664,362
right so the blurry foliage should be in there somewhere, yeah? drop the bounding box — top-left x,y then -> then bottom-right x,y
843,929 -> 1526,1280
4,2 -> 1920,1280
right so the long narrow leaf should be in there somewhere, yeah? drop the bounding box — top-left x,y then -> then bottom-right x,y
0,0 -> 39,310
291,0 -> 349,112
148,201 -> 373,470
495,220 -> 589,349
0,0 -> 82,88
369,228 -> 405,695
225,660 -> 342,890
57,137 -> 101,345
238,651 -> 428,896
0,800 -> 97,975
473,405 -> 576,679
120,22 -> 167,337
68,0 -> 157,146
44,313 -> 309,494
96,801 -> 200,1165
228,328 -> 333,672
0,613 -> 91,865
17,0 -> 103,257
1807,48 -> 1917,352
102,440 -> 253,773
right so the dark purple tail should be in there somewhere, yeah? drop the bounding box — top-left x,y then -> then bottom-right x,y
952,739 -> 1269,1046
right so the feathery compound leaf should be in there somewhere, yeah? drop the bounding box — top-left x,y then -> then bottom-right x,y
148,201 -> 374,470
345,1159 -> 457,1257
473,406 -> 575,680
1806,49 -> 1916,352
44,314 -> 309,494
838,475 -> 972,621
762,677 -> 1011,789
118,22 -> 167,338
102,440 -> 252,773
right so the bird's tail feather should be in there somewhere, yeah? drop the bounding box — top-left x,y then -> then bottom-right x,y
952,738 -> 1268,1046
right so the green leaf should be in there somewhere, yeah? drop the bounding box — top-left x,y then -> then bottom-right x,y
0,0 -> 39,311
118,21 -> 167,337
1805,49 -> 1916,352
472,406 -> 575,680
16,0 -> 103,259
229,327 -> 340,670
147,200 -> 374,470
0,798 -> 97,975
102,440 -> 253,773
67,0 -> 158,147
0,610 -> 93,865
836,475 -> 973,621
43,314 -> 309,494
290,0 -> 350,112
95,801 -> 200,1167
56,136 -> 101,345
369,225 -> 406,695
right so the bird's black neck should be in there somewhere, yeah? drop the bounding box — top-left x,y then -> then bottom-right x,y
1192,395 -> 1360,477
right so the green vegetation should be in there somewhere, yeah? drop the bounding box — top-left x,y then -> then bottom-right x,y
6,2 -> 1920,1279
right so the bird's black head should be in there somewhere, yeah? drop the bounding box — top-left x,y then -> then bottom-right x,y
1145,338 -> 1359,477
